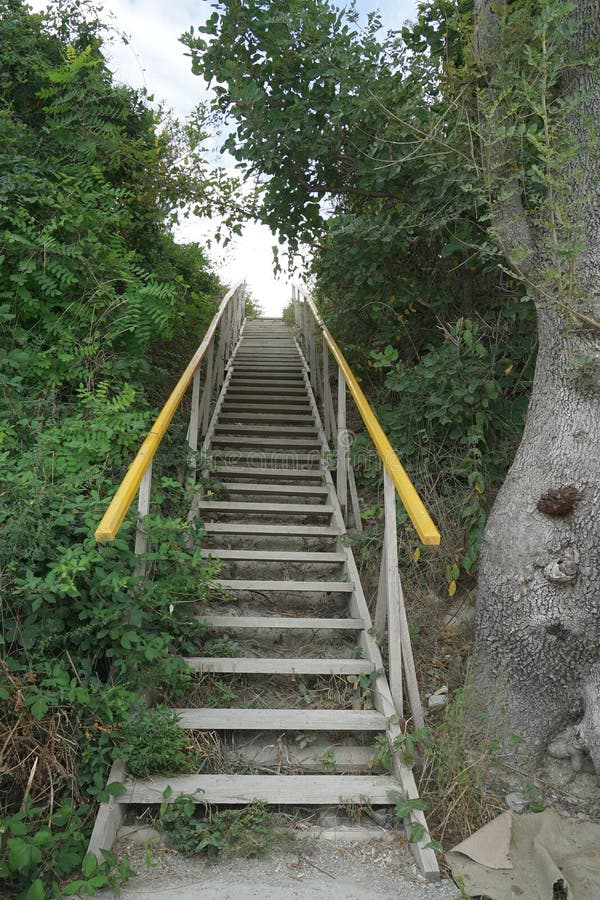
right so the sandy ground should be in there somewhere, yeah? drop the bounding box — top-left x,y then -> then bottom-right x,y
98,827 -> 460,899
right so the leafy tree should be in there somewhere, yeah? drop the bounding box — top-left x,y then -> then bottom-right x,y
472,0 -> 600,767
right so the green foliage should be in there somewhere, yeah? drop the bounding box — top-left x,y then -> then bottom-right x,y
368,311 -> 535,574
0,799 -> 134,899
0,2 -> 228,895
121,707 -> 203,778
159,797 -> 293,860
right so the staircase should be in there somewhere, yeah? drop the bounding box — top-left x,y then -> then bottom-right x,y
90,296 -> 439,880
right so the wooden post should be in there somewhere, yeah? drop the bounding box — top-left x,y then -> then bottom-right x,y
383,467 -> 403,719
308,313 -> 318,398
375,541 -> 388,635
322,336 -> 331,439
133,462 -> 152,577
336,368 -> 348,521
186,367 -> 202,493
200,340 -> 215,437
347,462 -> 363,532
399,589 -> 425,729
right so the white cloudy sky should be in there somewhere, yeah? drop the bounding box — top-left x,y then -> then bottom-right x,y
30,0 -> 418,315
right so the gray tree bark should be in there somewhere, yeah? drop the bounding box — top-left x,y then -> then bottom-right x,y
473,0 -> 600,766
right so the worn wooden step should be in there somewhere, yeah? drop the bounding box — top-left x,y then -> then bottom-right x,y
117,774 -> 398,806
219,483 -> 328,496
226,385 -> 306,395
223,397 -> 311,407
204,523 -> 340,536
209,454 -> 322,469
214,579 -> 353,592
218,414 -> 315,424
201,549 -> 343,562
215,424 -> 317,434
198,614 -> 363,630
228,378 -> 306,386
219,403 -> 313,413
198,502 -> 333,515
211,436 -> 321,448
183,657 -> 373,675
171,708 -> 387,731
212,466 -> 324,480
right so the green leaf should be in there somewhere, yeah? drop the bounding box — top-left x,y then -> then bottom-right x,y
25,878 -> 45,900
106,781 -> 127,797
82,851 -> 98,877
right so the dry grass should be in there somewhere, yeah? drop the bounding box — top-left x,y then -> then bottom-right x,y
0,661 -> 86,818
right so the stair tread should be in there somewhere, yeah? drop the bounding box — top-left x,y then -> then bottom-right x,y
211,436 -> 321,446
219,483 -> 328,495
170,707 -> 387,731
182,657 -> 373,674
215,579 -> 353,592
201,549 -> 344,561
117,773 -> 398,805
198,614 -> 363,630
198,501 -> 333,513
212,466 -> 323,477
204,523 -> 340,535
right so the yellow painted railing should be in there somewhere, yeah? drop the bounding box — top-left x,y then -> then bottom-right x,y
292,287 -> 440,547
95,282 -> 246,543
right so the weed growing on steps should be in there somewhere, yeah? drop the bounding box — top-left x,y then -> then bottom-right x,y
159,797 -> 297,860
120,707 -> 204,778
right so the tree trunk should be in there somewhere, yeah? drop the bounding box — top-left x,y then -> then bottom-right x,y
473,0 -> 600,765
475,307 -> 600,759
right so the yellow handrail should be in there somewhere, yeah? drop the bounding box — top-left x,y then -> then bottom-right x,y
95,282 -> 244,543
304,295 -> 440,546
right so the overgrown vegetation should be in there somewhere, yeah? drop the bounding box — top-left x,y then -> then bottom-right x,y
159,796 -> 296,860
0,1 -> 234,895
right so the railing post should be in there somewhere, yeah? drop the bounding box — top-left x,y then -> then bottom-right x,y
185,366 -> 202,491
309,311 -> 318,399
322,335 -> 331,440
383,467 -> 403,719
133,462 -> 153,578
200,340 -> 215,437
336,367 -> 348,521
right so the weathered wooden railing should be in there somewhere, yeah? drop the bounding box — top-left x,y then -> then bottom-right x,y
292,286 -> 441,727
94,282 -> 246,552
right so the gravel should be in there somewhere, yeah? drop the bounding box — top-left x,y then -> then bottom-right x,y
98,829 -> 459,899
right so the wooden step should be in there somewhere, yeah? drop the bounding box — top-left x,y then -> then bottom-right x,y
204,523 -> 340,536
117,774 -> 398,806
218,414 -> 315,424
219,483 -> 328,496
219,403 -> 313,413
198,502 -> 333,515
201,549 -> 343,562
225,385 -> 306,395
171,708 -> 387,731
212,466 -> 324,479
223,397 -> 311,407
215,424 -> 317,434
183,657 -> 373,675
214,579 -> 353,592
228,378 -> 306,386
199,614 -> 363,630
209,455 -> 322,469
211,436 -> 321,448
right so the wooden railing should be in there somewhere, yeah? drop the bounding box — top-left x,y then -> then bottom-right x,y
94,282 -> 246,552
292,286 -> 440,727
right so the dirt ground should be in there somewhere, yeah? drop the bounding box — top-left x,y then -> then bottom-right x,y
99,827 -> 460,899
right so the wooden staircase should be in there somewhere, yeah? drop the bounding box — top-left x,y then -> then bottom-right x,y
90,306 -> 439,880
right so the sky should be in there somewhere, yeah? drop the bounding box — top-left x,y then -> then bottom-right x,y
30,0 -> 419,315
